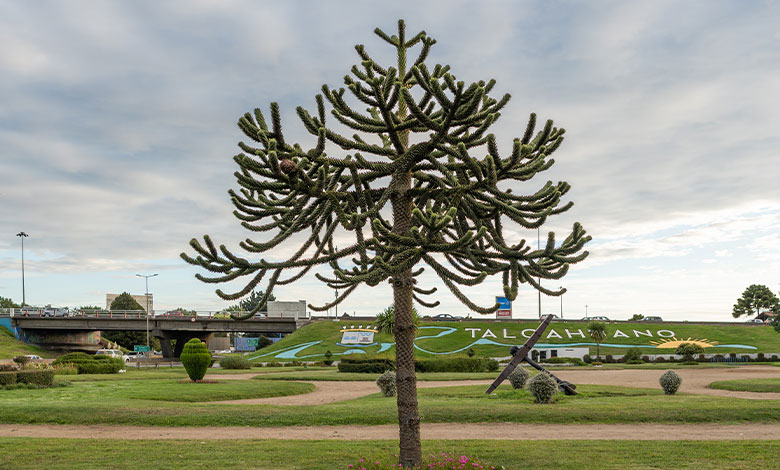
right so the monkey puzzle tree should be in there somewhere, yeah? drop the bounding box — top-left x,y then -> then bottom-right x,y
182,20 -> 589,467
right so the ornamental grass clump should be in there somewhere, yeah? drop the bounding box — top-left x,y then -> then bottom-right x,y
659,370 -> 682,395
376,370 -> 397,397
527,372 -> 558,404
508,365 -> 530,389
181,338 -> 212,381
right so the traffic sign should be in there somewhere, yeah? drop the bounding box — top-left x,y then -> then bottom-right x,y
496,296 -> 512,318
134,345 -> 150,352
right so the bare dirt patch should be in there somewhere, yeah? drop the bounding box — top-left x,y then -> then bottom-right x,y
1,423 -> 778,441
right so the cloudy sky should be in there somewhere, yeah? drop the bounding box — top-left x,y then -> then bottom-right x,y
1,1 -> 778,321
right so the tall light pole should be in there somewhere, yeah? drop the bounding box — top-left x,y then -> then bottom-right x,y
585,304 -> 588,316
537,228 -> 541,319
136,273 -> 157,352
16,232 -> 28,306
560,286 -> 564,319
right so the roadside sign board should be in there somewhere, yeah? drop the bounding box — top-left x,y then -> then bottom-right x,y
134,345 -> 150,352
496,296 -> 512,318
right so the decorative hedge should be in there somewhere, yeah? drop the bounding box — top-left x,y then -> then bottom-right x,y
16,370 -> 54,387
337,356 -> 499,373
52,353 -> 123,374
338,357 -> 396,373
0,371 -> 17,386
219,355 -> 252,370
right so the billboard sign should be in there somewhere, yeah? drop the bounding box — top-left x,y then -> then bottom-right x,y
340,331 -> 375,345
496,296 -> 512,318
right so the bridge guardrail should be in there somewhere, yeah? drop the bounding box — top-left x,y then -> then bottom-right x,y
3,309 -> 308,320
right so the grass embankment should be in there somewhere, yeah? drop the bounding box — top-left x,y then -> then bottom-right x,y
2,375 -> 780,427
0,326 -> 52,359
710,378 -> 780,393
250,319 -> 780,362
0,439 -> 777,470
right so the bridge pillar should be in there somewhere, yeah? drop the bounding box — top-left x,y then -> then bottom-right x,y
153,328 -> 210,358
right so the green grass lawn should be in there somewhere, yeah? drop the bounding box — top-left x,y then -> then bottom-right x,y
709,378 -> 780,393
2,378 -> 313,403
0,439 -> 777,470
3,378 -> 780,427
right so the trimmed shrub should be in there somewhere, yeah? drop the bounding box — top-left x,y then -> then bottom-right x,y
623,348 -> 643,364
582,354 -> 592,364
676,343 -> 705,362
0,371 -> 17,386
0,363 -> 18,372
285,361 -> 303,367
16,370 -> 54,387
52,352 -> 91,365
659,370 -> 682,395
527,372 -> 558,404
508,366 -> 530,389
53,353 -> 122,374
12,356 -> 29,366
376,370 -> 396,397
180,338 -> 212,381
323,350 -> 334,366
219,355 -> 252,370
466,348 -> 476,358
266,361 -> 283,368
52,364 -> 78,375
338,357 -> 395,373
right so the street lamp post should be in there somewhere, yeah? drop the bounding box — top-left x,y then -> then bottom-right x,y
136,273 -> 158,352
537,228 -> 541,319
585,304 -> 588,316
16,232 -> 28,306
560,286 -> 564,319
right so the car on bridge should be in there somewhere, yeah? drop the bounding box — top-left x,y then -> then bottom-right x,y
581,316 -> 610,322
640,316 -> 663,322
430,314 -> 464,321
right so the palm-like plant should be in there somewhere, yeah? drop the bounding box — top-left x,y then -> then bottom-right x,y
587,321 -> 607,360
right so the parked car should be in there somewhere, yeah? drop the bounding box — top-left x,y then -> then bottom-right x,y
123,351 -> 145,362
95,349 -> 124,361
581,316 -> 610,322
745,318 -> 765,324
431,313 -> 463,321
24,355 -> 43,362
640,316 -> 663,322
41,305 -> 70,317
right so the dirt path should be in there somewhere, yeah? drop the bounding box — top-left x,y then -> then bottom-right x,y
207,366 -> 780,406
1,423 -> 779,440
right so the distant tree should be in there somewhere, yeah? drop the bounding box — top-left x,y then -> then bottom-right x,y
225,290 -> 276,312
102,330 -> 160,351
587,321 -> 607,360
0,297 -> 20,309
732,285 -> 780,319
375,304 -> 420,334
109,292 -> 145,311
78,305 -> 103,310
629,313 -> 644,321
675,343 -> 704,363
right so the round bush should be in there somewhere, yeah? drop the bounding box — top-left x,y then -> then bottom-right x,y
508,366 -> 530,389
659,370 -> 682,395
180,338 -> 212,381
376,370 -> 396,397
219,355 -> 252,370
527,372 -> 558,404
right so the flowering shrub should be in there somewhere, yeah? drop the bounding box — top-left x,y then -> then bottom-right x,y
345,452 -> 501,469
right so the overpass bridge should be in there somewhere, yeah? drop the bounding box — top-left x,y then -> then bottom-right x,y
1,311 -> 308,358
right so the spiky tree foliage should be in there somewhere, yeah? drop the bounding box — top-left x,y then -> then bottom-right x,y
732,284 -> 780,319
587,321 -> 607,360
181,20 -> 589,467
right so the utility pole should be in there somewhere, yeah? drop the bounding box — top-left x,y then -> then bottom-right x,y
16,232 -> 28,306
560,286 -> 564,319
136,273 -> 158,352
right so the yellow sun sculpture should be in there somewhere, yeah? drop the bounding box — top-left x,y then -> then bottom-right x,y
650,337 -> 718,349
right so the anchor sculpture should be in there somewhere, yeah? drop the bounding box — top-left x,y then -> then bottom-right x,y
486,314 -> 578,395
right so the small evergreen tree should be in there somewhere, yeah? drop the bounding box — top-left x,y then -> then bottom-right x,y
180,338 -> 211,381
0,297 -> 20,309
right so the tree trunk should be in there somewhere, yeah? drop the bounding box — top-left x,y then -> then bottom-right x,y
391,170 -> 422,467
